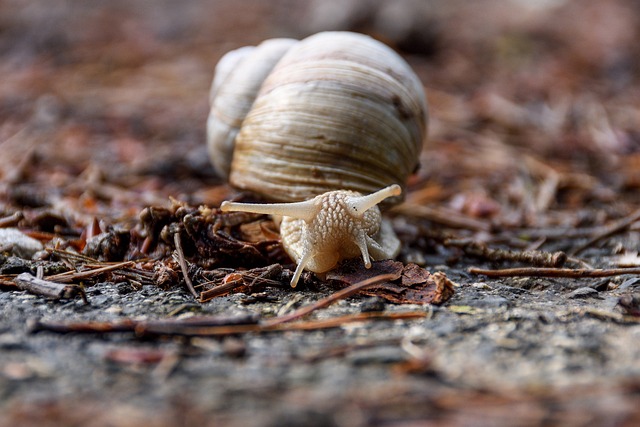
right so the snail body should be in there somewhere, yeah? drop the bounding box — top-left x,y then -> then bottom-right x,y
221,184 -> 402,287
208,31 -> 428,286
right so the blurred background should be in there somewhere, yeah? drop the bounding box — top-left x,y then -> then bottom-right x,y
1,0 -> 639,224
1,2 -> 640,425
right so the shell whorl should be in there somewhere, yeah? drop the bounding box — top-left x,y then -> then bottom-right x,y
207,38 -> 296,178
208,31 -> 428,203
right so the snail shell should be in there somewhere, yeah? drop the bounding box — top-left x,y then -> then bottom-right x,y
207,31 -> 428,204
207,38 -> 297,178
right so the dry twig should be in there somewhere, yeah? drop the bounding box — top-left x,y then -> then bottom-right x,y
392,204 -> 493,232
30,311 -> 425,337
263,273 -> 399,326
0,212 -> 24,228
571,208 -> 640,255
173,232 -> 198,299
199,265 -> 283,302
446,239 -> 567,267
45,260 -> 135,283
469,266 -> 640,278
15,273 -> 87,303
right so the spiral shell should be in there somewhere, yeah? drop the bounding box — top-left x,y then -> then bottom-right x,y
207,31 -> 428,203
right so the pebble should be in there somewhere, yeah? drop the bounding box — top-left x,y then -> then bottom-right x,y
463,295 -> 511,309
116,282 -> 136,295
0,332 -> 26,350
104,306 -> 123,315
0,228 -> 43,259
567,287 -> 601,299
360,297 -> 386,313
347,346 -> 407,365
619,278 -> 640,291
429,314 -> 461,336
472,282 -> 493,290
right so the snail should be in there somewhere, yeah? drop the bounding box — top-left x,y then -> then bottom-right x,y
208,31 -> 428,287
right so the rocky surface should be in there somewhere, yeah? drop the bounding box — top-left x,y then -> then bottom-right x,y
1,264 -> 639,426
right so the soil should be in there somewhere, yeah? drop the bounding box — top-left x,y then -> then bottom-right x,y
1,1 -> 640,426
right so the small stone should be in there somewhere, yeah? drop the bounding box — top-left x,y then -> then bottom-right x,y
348,346 -> 407,365
0,256 -> 32,275
0,228 -> 44,259
472,282 -> 492,290
619,278 -> 640,291
462,295 -> 511,309
0,333 -> 26,350
618,294 -> 640,316
567,287 -> 600,299
116,282 -> 135,295
360,297 -> 386,313
429,313 -> 460,336
104,306 -> 123,315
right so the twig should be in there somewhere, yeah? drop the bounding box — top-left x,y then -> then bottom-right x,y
501,226 -> 603,241
15,273 -> 87,303
524,155 -> 560,213
30,313 -> 259,334
4,137 -> 37,184
141,311 -> 418,336
571,208 -> 640,255
392,204 -> 493,232
446,239 -> 567,267
469,266 -> 640,278
45,261 -> 135,283
199,264 -> 284,302
47,247 -> 102,264
148,311 -> 426,335
0,211 -> 24,228
198,276 -> 245,301
31,318 -> 139,334
173,232 -> 198,299
524,236 -> 546,251
31,311 -> 426,337
263,273 -> 398,327
114,268 -> 156,286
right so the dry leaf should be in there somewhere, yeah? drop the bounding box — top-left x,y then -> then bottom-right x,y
328,259 -> 455,305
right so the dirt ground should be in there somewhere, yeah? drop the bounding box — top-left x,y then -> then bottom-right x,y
1,1 -> 640,426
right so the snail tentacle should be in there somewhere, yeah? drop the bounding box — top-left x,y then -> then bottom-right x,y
290,249 -> 313,288
355,230 -> 373,269
346,184 -> 402,215
220,199 -> 319,222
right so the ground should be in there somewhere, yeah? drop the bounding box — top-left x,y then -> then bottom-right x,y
1,1 -> 639,426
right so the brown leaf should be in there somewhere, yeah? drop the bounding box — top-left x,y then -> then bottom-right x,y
401,263 -> 432,286
326,258 -> 404,283
328,259 -> 455,305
